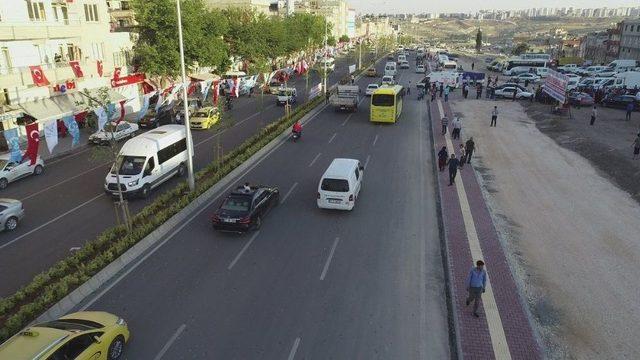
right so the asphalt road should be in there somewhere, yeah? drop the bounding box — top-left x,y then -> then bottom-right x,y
75,53 -> 450,359
0,51 -> 378,297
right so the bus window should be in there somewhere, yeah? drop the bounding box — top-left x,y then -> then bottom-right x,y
372,94 -> 394,106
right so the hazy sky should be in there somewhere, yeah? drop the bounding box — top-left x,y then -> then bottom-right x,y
349,0 -> 639,14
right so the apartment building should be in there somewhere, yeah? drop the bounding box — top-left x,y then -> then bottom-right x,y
0,0 -> 134,132
620,18 -> 640,61
204,0 -> 272,15
295,0 -> 349,39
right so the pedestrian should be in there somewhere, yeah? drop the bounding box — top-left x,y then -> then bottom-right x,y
466,260 -> 487,318
512,87 -> 517,101
476,84 -> 482,99
465,137 -> 475,164
471,62 -> 475,70
325,90 -> 330,104
438,146 -> 448,172
431,89 -> 436,102
350,74 -> 355,84
494,76 -> 499,86
590,105 -> 597,126
452,116 -> 462,139
490,106 -> 498,127
447,154 -> 460,185
441,115 -> 449,135
626,102 -> 634,121
444,86 -> 450,102
407,81 -> 411,95
439,83 -> 444,98
633,133 -> 640,159
459,144 -> 466,168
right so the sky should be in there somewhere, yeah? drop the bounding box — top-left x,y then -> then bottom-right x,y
348,0 -> 639,14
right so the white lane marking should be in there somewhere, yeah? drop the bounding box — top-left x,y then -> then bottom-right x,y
81,101 -> 328,311
0,193 -> 105,251
228,231 -> 260,270
69,247 -> 81,252
341,114 -> 353,126
436,99 -> 512,360
281,182 -> 298,204
364,154 -> 371,169
20,162 -> 110,201
320,237 -> 340,280
418,97 -> 428,358
357,95 -> 366,106
372,134 -> 379,146
194,109 -> 265,148
287,337 -> 301,360
328,133 -> 337,144
308,152 -> 321,167
153,324 -> 186,360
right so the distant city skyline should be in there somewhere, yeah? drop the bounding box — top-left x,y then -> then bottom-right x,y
349,1 -> 639,14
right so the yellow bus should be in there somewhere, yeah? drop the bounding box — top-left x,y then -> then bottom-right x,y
370,85 -> 404,123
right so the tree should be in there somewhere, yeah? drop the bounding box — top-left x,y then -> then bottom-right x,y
339,34 -> 350,43
327,36 -> 337,47
512,42 -> 530,55
475,29 -> 482,53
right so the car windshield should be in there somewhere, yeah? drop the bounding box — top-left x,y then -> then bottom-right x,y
368,85 -> 378,89
193,112 -> 208,118
321,178 -> 350,192
221,195 -> 251,212
372,94 -> 395,106
278,90 -> 294,96
112,155 -> 146,175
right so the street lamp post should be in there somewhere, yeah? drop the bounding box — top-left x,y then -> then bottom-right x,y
323,17 -> 327,96
176,0 -> 195,191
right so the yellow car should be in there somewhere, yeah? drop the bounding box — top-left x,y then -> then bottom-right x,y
190,107 -> 220,130
0,311 -> 130,360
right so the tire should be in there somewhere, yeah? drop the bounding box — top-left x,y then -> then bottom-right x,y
0,178 -> 8,190
4,216 -> 18,231
107,335 -> 125,360
140,184 -> 151,199
254,216 -> 262,231
33,165 -> 44,175
177,163 -> 186,177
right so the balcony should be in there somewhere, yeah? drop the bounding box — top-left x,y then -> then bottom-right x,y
0,19 -> 83,41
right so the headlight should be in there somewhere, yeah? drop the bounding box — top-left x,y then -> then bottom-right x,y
128,180 -> 139,187
117,318 -> 127,326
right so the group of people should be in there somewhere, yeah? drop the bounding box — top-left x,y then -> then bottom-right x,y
438,137 -> 476,186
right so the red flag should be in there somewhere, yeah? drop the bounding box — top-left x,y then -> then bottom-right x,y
23,122 -> 40,165
187,82 -> 197,95
213,80 -> 219,105
113,67 -> 122,80
233,78 -> 239,98
69,61 -> 83,77
116,100 -> 126,124
29,66 -> 50,86
141,81 -> 155,94
97,60 -> 103,77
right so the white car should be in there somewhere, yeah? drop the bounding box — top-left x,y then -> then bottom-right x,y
399,61 -> 410,69
494,87 -> 533,99
381,75 -> 395,85
416,65 -> 426,73
366,84 -> 380,96
510,73 -> 540,84
89,121 -> 139,145
594,69 -> 617,78
0,155 -> 44,189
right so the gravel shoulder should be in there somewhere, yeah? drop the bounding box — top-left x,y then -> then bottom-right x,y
451,99 -> 640,360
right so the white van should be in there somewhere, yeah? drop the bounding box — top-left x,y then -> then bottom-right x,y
535,67 -> 549,78
104,125 -> 192,198
442,61 -> 457,71
317,158 -> 364,211
384,62 -> 397,77
397,54 -> 407,64
607,59 -> 638,72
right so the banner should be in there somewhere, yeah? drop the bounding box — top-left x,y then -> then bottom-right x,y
23,122 -> 40,165
44,120 -> 58,154
95,106 -> 108,130
116,100 -> 126,123
201,81 -> 211,102
213,80 -> 219,105
4,128 -> 22,163
349,64 -> 356,74
69,61 -> 84,77
29,65 -> 50,86
137,91 -> 155,121
233,78 -> 239,98
543,69 -> 569,103
155,93 -> 164,111
309,83 -> 322,99
63,115 -> 80,146
97,60 -> 103,77
111,73 -> 145,88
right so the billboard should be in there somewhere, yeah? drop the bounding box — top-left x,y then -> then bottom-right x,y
543,69 -> 568,103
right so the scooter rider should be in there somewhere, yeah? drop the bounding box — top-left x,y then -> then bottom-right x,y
292,120 -> 302,137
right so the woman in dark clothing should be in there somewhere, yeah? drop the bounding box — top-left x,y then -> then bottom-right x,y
438,146 -> 448,172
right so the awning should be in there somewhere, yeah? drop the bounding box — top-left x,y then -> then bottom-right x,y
14,90 -> 127,123
189,73 -> 221,82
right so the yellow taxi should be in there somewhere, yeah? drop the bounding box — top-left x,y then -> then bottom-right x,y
0,311 -> 130,360
190,107 -> 220,130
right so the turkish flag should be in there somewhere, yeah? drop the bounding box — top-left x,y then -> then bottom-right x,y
213,80 -> 219,105
233,78 -> 239,98
29,66 -> 50,86
97,60 -> 103,77
116,100 -> 126,124
113,67 -> 122,80
69,61 -> 83,77
23,122 -> 40,165
141,81 -> 155,94
187,82 -> 197,95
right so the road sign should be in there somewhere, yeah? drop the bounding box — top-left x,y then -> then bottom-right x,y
543,69 -> 568,103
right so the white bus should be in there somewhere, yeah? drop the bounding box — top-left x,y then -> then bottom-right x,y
503,57 -> 548,76
442,61 -> 457,71
104,125 -> 192,198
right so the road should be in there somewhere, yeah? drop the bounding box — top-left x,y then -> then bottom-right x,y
74,53 -> 451,358
0,51 -> 377,297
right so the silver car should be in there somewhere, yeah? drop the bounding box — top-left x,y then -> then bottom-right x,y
0,155 -> 45,189
0,198 -> 24,231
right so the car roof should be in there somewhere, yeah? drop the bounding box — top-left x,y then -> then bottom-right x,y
323,158 -> 359,178
0,198 -> 22,205
0,326 -> 69,360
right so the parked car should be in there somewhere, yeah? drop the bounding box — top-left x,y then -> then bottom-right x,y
138,103 -> 176,128
190,107 -> 220,130
494,87 -> 533,99
365,67 -> 378,77
567,92 -> 595,106
416,64 -> 427,73
601,94 -> 639,109
0,155 -> 44,189
175,97 -> 203,124
366,83 -> 380,96
493,83 -> 528,92
509,73 -> 540,84
276,88 -> 297,105
212,185 -> 280,232
0,198 -> 24,231
89,121 -> 139,145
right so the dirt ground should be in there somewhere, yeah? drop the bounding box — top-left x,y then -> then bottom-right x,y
450,98 -> 640,359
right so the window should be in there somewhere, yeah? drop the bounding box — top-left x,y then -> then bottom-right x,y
46,333 -> 102,360
321,178 -> 350,192
145,157 -> 155,173
254,191 -> 268,206
26,1 -> 46,21
84,3 -> 99,22
53,3 -> 69,23
354,168 -> 359,180
157,138 -> 187,165
372,94 -> 395,106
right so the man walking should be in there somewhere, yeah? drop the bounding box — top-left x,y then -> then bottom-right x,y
452,116 -> 462,139
447,154 -> 460,186
632,133 -> 640,159
490,106 -> 498,127
590,105 -> 597,126
441,115 -> 449,135
465,137 -> 475,164
439,83 -> 444,98
444,86 -> 450,102
476,83 -> 482,99
471,62 -> 475,70
466,260 -> 487,317
626,102 -> 634,121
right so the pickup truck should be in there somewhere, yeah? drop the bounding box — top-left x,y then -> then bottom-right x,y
329,85 -> 360,112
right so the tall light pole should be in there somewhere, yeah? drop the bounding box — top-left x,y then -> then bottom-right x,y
323,17 -> 327,96
358,39 -> 362,69
176,0 -> 195,191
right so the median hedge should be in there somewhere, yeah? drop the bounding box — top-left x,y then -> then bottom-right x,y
0,63 -> 373,342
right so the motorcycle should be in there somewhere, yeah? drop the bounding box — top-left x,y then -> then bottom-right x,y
291,130 -> 301,142
224,97 -> 233,111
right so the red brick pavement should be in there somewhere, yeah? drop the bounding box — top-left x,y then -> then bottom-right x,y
429,98 -> 542,359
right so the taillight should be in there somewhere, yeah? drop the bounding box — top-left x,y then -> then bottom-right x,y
239,216 -> 251,224
349,194 -> 354,202
212,215 -> 220,223
317,192 -> 320,199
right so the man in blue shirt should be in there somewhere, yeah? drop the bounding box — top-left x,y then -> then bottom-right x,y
466,260 -> 487,317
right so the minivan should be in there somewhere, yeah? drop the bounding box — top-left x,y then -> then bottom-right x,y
317,158 -> 364,211
384,62 -> 397,77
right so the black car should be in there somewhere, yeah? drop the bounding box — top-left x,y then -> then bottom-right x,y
139,103 -> 176,128
601,94 -> 639,109
212,185 -> 280,232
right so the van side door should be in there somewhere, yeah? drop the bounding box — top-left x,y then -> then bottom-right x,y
354,166 -> 362,197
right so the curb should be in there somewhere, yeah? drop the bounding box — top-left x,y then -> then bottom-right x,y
426,99 -> 462,360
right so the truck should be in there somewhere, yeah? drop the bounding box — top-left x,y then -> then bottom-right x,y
607,60 -> 638,73
329,85 -> 360,112
610,71 -> 640,90
427,71 -> 460,88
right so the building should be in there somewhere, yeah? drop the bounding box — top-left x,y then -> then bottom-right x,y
107,0 -> 136,32
620,18 -> 640,61
0,0 -> 136,134
295,0 -> 349,38
205,0 -> 272,15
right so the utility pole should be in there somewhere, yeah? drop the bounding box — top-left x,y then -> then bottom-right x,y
323,17 -> 328,96
176,0 -> 195,191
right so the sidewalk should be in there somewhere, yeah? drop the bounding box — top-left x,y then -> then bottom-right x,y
428,98 -> 542,359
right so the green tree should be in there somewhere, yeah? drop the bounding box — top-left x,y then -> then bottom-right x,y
339,34 -> 350,43
512,42 -> 530,55
327,36 -> 337,47
475,28 -> 482,53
